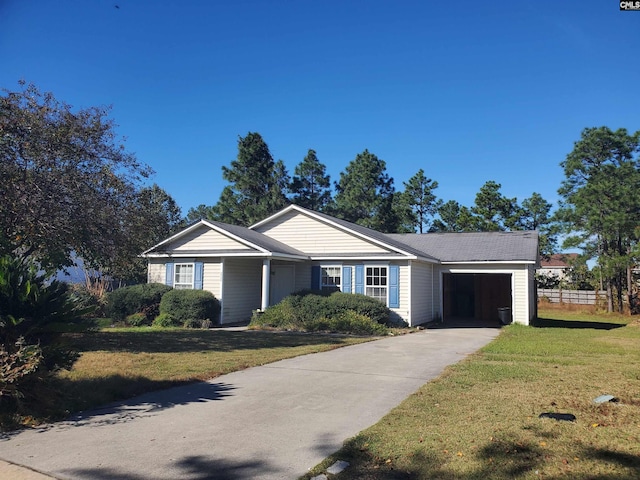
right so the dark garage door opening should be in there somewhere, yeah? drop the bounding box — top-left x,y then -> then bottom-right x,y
443,273 -> 512,323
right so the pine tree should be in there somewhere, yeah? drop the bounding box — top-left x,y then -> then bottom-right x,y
213,132 -> 289,226
333,150 -> 398,232
558,126 -> 640,312
398,169 -> 440,233
290,149 -> 332,211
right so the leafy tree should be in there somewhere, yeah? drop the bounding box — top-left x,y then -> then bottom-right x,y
213,132 -> 289,226
557,126 -> 640,312
135,184 -> 183,240
109,184 -> 182,283
290,149 -> 332,211
565,258 -> 596,290
397,169 -> 440,233
0,82 -> 152,273
332,150 -> 398,232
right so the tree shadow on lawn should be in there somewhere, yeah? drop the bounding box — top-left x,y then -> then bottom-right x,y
62,330 -> 357,354
63,455 -> 277,480
330,436 -> 640,480
533,318 -> 625,330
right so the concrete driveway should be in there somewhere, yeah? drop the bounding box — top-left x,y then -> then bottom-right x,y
0,326 -> 500,480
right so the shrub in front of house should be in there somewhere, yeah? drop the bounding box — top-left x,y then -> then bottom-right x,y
106,283 -> 172,321
323,292 -> 390,325
126,312 -> 149,327
158,289 -> 221,325
305,311 -> 388,335
250,291 -> 391,334
152,312 -> 179,328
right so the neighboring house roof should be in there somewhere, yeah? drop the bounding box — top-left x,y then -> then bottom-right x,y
250,205 -> 439,262
539,253 -> 578,268
387,231 -> 539,263
142,219 -> 308,259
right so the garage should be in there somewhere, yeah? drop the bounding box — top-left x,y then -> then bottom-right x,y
442,272 -> 512,323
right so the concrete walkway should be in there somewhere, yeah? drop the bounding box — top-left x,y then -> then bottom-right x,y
0,326 -> 500,480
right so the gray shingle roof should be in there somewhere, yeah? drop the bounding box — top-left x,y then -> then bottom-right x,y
386,231 -> 539,263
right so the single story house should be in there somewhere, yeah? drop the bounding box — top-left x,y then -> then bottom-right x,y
537,253 -> 579,281
142,205 -> 539,326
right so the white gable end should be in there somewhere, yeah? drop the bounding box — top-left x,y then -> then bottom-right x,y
166,225 -> 254,252
253,209 -> 391,254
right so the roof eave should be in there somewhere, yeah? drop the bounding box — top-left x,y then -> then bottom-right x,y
143,252 -> 308,260
441,260 -> 537,265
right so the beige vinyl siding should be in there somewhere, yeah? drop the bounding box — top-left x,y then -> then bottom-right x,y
203,260 -> 222,298
526,264 -> 536,323
293,262 -> 312,291
431,263 -> 441,322
221,258 -> 262,324
409,261 -> 434,326
147,260 -> 165,284
511,265 -> 528,325
254,210 -> 391,254
167,226 -> 253,252
257,260 -> 311,298
390,262 -> 410,325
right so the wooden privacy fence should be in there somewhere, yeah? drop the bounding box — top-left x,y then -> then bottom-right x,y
538,289 -> 606,305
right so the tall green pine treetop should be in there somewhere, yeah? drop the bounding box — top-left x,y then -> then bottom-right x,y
290,149 -> 332,211
333,149 -> 398,232
213,132 -> 289,226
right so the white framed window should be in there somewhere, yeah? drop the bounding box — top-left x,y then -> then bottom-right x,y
321,266 -> 341,292
365,266 -> 387,303
174,263 -> 194,289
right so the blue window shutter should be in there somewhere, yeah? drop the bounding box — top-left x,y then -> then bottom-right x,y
355,265 -> 364,294
194,262 -> 204,289
311,266 -> 320,290
389,265 -> 399,308
342,266 -> 352,293
165,262 -> 174,287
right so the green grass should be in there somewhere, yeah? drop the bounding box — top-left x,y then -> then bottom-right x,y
6,327 -> 373,429
304,308 -> 640,479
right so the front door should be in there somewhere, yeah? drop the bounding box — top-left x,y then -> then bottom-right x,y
270,265 -> 295,305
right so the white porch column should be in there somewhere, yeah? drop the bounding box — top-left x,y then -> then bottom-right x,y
261,258 -> 271,311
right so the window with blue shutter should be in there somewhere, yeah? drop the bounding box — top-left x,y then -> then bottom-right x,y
389,265 -> 399,308
165,262 -> 174,287
355,265 -> 364,294
311,265 -> 320,290
342,266 -> 352,293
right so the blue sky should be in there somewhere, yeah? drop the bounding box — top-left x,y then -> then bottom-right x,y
1,0 -> 638,218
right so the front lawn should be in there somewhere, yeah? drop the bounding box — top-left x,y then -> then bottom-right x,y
4,328 -> 373,430
305,307 -> 640,479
